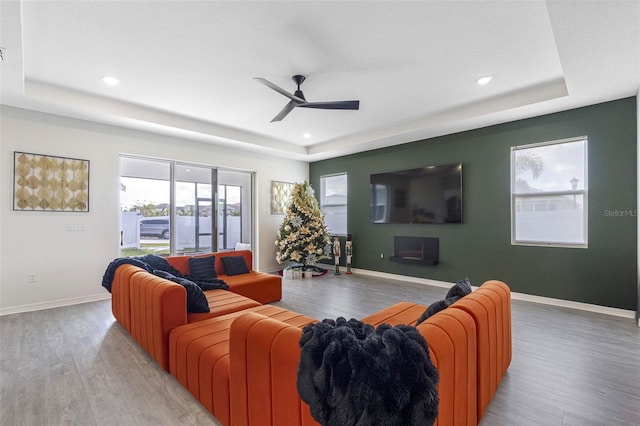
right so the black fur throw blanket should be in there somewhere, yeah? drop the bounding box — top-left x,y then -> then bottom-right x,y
297,317 -> 439,426
101,254 -> 228,293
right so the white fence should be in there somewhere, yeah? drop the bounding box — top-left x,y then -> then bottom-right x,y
121,213 -> 242,251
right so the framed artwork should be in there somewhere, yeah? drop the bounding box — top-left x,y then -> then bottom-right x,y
271,181 -> 294,214
13,151 -> 90,212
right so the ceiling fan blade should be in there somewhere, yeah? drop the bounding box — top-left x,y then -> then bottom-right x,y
254,77 -> 306,103
298,100 -> 360,110
271,100 -> 298,122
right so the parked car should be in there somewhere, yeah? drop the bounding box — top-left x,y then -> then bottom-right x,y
140,217 -> 170,239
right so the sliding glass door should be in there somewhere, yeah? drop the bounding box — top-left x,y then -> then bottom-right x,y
175,164 -> 216,255
218,170 -> 253,251
120,156 -> 253,257
120,157 -> 171,256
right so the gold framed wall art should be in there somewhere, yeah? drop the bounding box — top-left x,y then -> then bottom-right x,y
13,151 -> 90,212
270,181 -> 294,214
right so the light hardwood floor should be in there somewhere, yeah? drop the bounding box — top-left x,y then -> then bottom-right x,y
1,273 -> 639,425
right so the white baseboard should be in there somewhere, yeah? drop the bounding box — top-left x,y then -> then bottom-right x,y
353,268 -> 454,290
352,268 -> 637,321
508,291 -> 636,319
0,293 -> 111,316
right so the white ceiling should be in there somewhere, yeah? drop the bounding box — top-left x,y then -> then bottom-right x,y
1,1 -> 638,161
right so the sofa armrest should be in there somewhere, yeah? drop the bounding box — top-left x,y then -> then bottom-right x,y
449,293 -> 495,421
228,312 -> 318,426
129,271 -> 188,371
223,271 -> 282,304
111,264 -> 145,332
479,280 -> 512,371
417,308 -> 478,426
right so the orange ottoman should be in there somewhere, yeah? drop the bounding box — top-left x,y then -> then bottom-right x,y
169,305 -> 316,426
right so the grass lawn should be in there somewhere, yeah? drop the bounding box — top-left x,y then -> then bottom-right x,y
120,244 -> 170,257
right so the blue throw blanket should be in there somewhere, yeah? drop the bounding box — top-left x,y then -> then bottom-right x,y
101,254 -> 228,293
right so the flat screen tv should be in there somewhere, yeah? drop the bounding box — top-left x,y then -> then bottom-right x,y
370,163 -> 462,224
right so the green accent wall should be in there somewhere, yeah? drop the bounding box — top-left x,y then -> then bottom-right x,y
310,97 -> 637,310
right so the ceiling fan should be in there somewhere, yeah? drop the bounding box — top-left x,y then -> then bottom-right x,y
254,75 -> 360,122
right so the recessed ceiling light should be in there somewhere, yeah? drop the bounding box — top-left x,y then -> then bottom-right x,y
303,132 -> 311,139
476,75 -> 493,85
102,75 -> 120,86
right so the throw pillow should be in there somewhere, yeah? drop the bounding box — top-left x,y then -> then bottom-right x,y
188,255 -> 217,278
153,270 -> 210,313
416,298 -> 456,325
416,277 -> 473,325
221,256 -> 250,276
445,277 -> 472,299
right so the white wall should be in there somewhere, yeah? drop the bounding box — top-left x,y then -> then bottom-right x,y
637,89 -> 639,325
0,106 -> 307,314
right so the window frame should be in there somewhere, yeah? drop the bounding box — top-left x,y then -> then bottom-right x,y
510,136 -> 588,248
120,155 -> 253,256
320,172 -> 348,236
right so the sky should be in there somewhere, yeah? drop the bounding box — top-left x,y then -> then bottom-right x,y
120,177 -> 239,210
514,139 -> 586,192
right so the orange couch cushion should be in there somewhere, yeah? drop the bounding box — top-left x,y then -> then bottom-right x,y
361,301 -> 427,326
187,289 -> 261,323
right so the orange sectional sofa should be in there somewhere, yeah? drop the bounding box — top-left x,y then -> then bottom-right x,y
110,250 -> 277,370
110,258 -> 511,426
360,280 -> 512,424
165,250 -> 282,305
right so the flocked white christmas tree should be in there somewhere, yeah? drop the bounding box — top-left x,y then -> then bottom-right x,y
275,181 -> 330,268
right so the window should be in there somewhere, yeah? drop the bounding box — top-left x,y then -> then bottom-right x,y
511,136 -> 588,247
120,156 -> 253,257
175,163 -> 214,255
320,173 -> 348,235
371,183 -> 389,223
218,183 -> 241,250
120,157 -> 171,256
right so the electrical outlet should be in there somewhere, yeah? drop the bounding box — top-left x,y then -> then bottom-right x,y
28,273 -> 37,283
